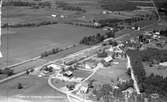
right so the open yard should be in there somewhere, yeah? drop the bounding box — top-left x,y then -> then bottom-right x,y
0,75 -> 67,102
87,58 -> 130,84
73,69 -> 92,78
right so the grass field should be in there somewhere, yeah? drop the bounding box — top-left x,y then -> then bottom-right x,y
87,58 -> 129,85
0,24 -> 104,67
0,75 -> 67,102
73,69 -> 92,78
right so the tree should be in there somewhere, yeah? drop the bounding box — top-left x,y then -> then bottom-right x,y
17,83 -> 23,89
97,50 -> 108,58
41,51 -> 49,58
4,68 -> 14,76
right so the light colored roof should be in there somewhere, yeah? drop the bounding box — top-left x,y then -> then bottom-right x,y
104,56 -> 113,62
65,71 -> 73,75
155,32 -> 160,35
108,46 -> 114,52
159,62 -> 167,66
47,64 -> 61,69
85,64 -> 91,69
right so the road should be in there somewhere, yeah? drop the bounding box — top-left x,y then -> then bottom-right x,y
0,2 -> 161,99
47,47 -> 103,102
48,63 -> 101,102
126,55 -> 140,94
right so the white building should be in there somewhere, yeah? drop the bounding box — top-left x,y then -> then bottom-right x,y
47,64 -> 61,70
155,32 -> 160,35
103,27 -> 114,31
85,64 -> 92,69
108,46 -> 114,52
51,14 -> 57,18
159,62 -> 167,67
104,56 -> 113,62
94,22 -> 101,27
60,15 -> 65,18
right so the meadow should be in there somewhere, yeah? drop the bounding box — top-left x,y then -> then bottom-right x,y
1,24 -> 104,67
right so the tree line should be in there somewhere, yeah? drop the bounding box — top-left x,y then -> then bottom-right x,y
80,32 -> 115,45
140,48 -> 167,63
2,1 -> 51,8
40,48 -> 63,58
159,30 -> 167,37
1,21 -> 58,28
0,68 -> 15,77
55,1 -> 86,12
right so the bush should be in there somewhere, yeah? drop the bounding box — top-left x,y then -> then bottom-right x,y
80,33 -> 105,45
0,68 -> 15,76
17,83 -> 23,89
97,50 -> 108,58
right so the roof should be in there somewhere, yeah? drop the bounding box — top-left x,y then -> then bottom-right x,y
108,46 -> 114,52
65,71 -> 73,75
104,56 -> 113,62
47,64 -> 61,69
85,64 -> 91,69
159,62 -> 167,66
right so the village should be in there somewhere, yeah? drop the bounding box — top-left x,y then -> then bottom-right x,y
1,0 -> 167,102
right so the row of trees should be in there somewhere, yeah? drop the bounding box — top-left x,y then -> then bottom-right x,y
2,1 -> 36,7
80,33 -> 105,45
41,48 -> 63,58
2,21 -> 58,28
99,0 -> 137,11
2,1 -> 51,8
160,30 -> 167,37
80,32 -> 115,45
124,11 -> 158,26
55,1 -> 85,12
0,68 -> 15,76
98,19 -> 122,27
140,48 -> 167,63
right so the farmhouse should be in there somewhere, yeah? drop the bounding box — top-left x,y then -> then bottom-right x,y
47,64 -> 61,70
63,71 -> 73,77
79,83 -> 89,94
104,56 -> 113,62
159,62 -> 167,67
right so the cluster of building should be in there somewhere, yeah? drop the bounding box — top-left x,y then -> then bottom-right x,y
139,31 -> 161,44
100,43 -> 126,67
51,14 -> 65,18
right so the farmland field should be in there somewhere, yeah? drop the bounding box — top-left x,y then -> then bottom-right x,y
0,75 -> 68,102
0,24 -> 104,67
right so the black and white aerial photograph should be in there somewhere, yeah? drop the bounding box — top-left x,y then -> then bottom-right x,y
0,0 -> 167,102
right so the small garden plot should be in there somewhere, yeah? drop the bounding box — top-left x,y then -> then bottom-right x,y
0,75 -> 63,97
51,78 -> 67,88
51,78 -> 79,91
73,69 -> 92,78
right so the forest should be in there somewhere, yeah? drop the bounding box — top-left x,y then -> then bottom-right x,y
127,48 -> 167,96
